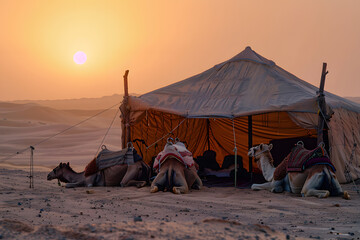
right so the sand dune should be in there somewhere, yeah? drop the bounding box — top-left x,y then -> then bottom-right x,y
0,100 -> 121,171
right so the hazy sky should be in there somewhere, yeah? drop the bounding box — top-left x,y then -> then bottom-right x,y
1,0 -> 359,101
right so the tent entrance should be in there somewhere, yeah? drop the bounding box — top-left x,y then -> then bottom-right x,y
129,110 -> 317,176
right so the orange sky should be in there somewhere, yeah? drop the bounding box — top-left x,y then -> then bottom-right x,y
1,0 -> 359,101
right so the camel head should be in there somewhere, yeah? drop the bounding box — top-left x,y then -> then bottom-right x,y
47,162 -> 70,181
248,143 -> 275,181
248,143 -> 273,161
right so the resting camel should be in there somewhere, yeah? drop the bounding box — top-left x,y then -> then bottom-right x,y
248,142 -> 350,199
47,161 -> 150,188
150,139 -> 203,194
47,146 -> 151,188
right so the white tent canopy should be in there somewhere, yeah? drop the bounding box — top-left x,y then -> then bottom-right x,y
121,47 -> 360,183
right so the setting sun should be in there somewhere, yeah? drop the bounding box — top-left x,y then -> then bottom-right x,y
73,51 -> 87,64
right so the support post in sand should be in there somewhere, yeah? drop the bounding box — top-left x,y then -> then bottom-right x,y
29,146 -> 34,188
317,63 -> 331,154
248,115 -> 253,182
206,119 -> 210,151
122,70 -> 131,149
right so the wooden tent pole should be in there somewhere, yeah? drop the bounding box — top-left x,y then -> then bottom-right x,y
207,119 -> 210,151
317,63 -> 330,154
248,115 -> 253,181
124,70 -> 129,97
123,70 -> 130,149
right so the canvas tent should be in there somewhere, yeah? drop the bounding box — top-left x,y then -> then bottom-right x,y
120,46 -> 360,183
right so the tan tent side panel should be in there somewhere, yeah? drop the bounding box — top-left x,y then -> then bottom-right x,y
289,110 -> 360,183
328,109 -> 360,183
129,110 -> 317,172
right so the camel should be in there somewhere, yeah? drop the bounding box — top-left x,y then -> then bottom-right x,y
248,142 -> 350,199
47,146 -> 151,188
47,161 -> 150,188
150,139 -> 203,194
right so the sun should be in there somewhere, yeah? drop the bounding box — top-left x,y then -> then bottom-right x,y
73,51 -> 87,64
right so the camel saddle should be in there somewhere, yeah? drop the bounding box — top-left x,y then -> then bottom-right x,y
273,143 -> 336,181
84,145 -> 142,177
153,142 -> 195,172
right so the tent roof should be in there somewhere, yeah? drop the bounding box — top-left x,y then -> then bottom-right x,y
131,47 -> 360,118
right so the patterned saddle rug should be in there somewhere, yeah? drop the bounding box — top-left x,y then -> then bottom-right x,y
84,145 -> 142,177
273,142 -> 336,181
153,141 -> 195,172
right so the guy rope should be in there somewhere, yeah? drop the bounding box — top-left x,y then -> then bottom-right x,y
0,101 -> 122,188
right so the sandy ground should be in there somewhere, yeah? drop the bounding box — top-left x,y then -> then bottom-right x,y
0,167 -> 359,240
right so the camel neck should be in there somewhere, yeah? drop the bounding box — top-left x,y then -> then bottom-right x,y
62,168 -> 84,183
259,153 -> 275,182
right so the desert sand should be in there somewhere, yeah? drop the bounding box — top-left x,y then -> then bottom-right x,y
1,98 -> 360,239
0,168 -> 359,240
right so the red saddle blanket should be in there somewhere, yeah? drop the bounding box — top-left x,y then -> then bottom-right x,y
287,144 -> 333,171
153,142 -> 194,172
273,144 -> 335,181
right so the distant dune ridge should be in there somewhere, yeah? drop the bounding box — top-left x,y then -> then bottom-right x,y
346,97 -> 360,104
11,94 -> 125,110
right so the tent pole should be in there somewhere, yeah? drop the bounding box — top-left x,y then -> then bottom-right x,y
207,119 -> 210,151
232,118 -> 238,188
123,70 -> 131,149
248,115 -> 253,182
317,63 -> 331,154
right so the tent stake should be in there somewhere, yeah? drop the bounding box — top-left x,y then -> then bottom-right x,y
29,146 -> 34,189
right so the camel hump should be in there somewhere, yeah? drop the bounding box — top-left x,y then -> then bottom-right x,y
84,158 -> 98,177
273,153 -> 290,181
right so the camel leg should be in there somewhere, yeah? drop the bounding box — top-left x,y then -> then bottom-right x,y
150,171 -> 167,193
282,175 -> 291,192
120,164 -> 139,187
172,171 -> 189,194
270,180 -> 284,193
65,181 -> 85,188
251,182 -> 274,191
184,166 -> 202,190
251,180 -> 283,193
327,170 -> 350,199
123,180 -> 147,188
84,174 -> 99,187
191,175 -> 203,190
331,179 -> 350,199
301,172 -> 330,198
